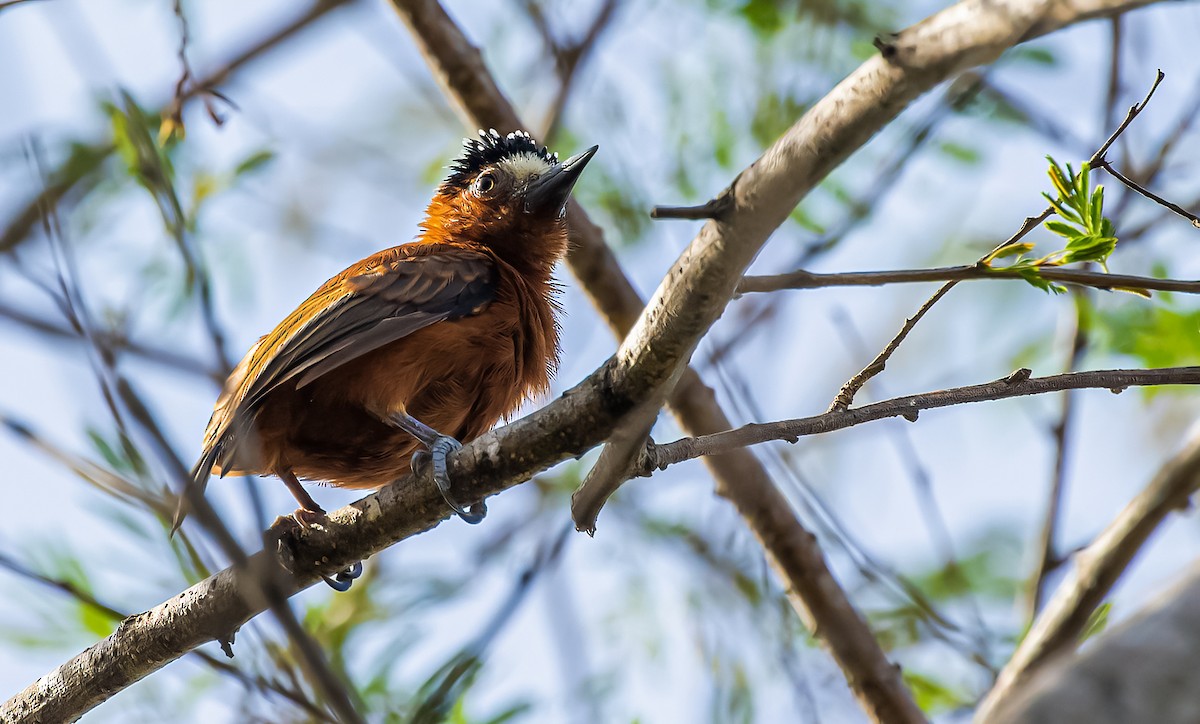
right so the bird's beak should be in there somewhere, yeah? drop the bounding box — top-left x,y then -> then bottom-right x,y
524,145 -> 598,215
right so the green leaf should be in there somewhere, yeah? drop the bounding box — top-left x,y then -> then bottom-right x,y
1046,157 -> 1072,200
737,0 -> 786,37
1062,235 -> 1117,265
1018,266 -> 1066,295
989,242 -> 1035,261
79,602 -> 118,639
904,670 -> 968,715
1081,602 -> 1112,642
1045,220 -> 1085,240
1096,302 -> 1200,371
1042,192 -> 1081,223
233,149 -> 275,177
1012,46 -> 1058,66
1101,217 -> 1115,238
939,141 -> 981,165
1090,184 -> 1105,233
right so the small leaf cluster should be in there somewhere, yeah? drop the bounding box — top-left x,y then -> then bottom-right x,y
1041,158 -> 1118,268
985,157 -> 1120,294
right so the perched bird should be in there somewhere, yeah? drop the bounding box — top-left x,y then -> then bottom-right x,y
177,130 -> 596,586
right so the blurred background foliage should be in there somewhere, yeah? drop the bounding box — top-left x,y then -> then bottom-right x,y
1,0 -> 1200,721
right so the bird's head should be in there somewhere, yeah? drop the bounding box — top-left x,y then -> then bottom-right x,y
422,129 -> 598,274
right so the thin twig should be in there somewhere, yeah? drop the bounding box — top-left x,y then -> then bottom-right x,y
1093,158 -> 1200,228
523,0 -> 620,142
739,262 -> 1200,295
0,0 -> 354,254
650,197 -> 731,220
826,69 -> 1166,412
824,208 -> 1052,411
1091,68 -> 1163,163
1112,86 -> 1200,222
162,0 -> 196,139
640,366 -> 1200,475
827,280 -> 957,412
0,0 -> 44,11
0,299 -> 222,381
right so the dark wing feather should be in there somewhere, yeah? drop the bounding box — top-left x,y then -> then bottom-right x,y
200,246 -> 496,467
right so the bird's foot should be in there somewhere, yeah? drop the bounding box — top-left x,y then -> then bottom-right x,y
394,412 -> 486,525
321,561 -> 363,592
410,440 -> 486,524
291,506 -> 327,529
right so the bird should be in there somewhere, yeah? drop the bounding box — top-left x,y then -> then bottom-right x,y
175,129 -> 597,589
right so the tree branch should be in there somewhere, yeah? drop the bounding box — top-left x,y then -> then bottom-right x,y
1093,157 -> 1200,227
977,431 -> 1200,720
0,552 -> 334,722
638,367 -> 1200,473
983,562 -> 1200,724
739,263 -> 1200,296
521,0 -> 620,142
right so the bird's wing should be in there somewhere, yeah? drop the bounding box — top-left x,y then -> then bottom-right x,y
202,245 -> 496,461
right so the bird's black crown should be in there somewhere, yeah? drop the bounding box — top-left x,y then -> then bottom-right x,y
441,129 -> 559,192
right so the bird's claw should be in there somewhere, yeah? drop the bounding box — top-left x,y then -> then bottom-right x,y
414,436 -> 486,524
291,506 -> 328,529
321,561 -> 363,592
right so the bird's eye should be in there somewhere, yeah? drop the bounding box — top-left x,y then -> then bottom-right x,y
475,172 -> 496,195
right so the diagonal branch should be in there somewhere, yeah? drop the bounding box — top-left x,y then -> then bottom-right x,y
0,551 -> 334,722
983,560 -> 1200,724
977,431 -> 1200,720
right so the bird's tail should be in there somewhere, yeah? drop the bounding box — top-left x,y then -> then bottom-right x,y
171,447 -> 218,536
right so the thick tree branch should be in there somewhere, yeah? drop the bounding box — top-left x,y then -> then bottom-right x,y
2,0 -> 1171,721
0,551 -> 333,721
984,561 -> 1200,724
978,432 -> 1200,720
